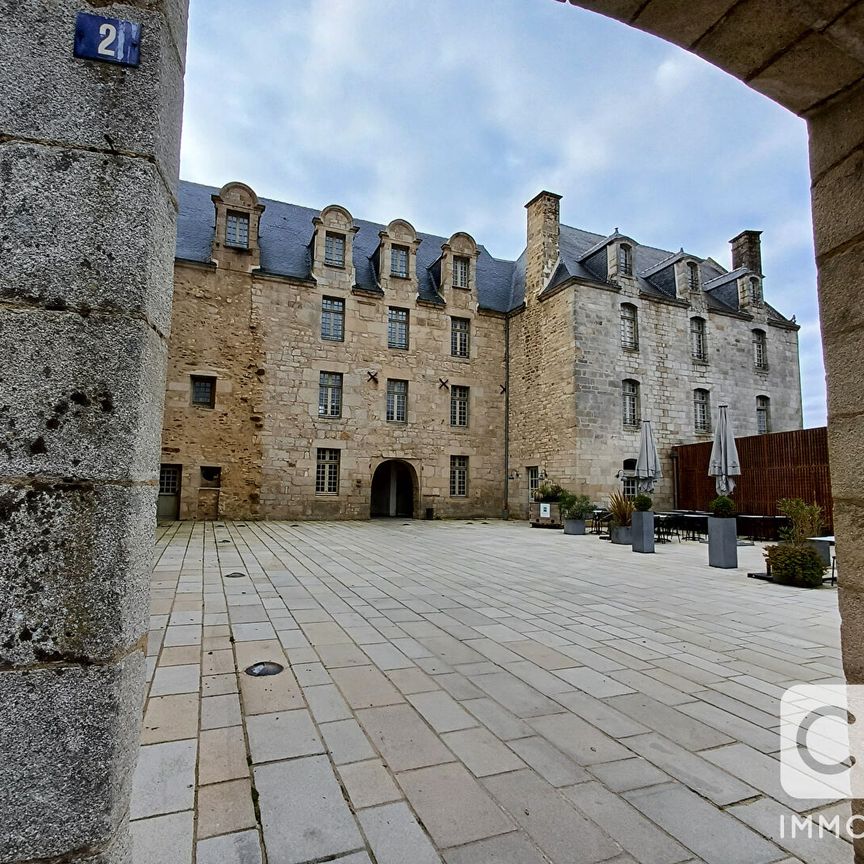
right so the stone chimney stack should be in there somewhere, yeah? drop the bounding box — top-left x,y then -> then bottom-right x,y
730,230 -> 763,277
525,191 -> 562,297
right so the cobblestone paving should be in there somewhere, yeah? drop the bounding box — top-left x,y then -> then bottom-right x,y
130,520 -> 851,864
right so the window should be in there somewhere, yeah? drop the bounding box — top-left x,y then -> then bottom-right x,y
757,395 -> 771,435
451,317 -> 470,358
318,372 -> 342,418
749,277 -> 763,305
753,329 -> 768,370
200,466 -> 221,488
225,211 -> 249,249
388,307 -> 409,350
688,261 -> 700,292
321,297 -> 345,342
386,379 -> 408,422
690,317 -> 707,361
391,245 -> 409,278
622,379 -> 640,428
527,466 -> 539,502
622,476 -> 638,499
453,255 -> 470,289
450,455 -> 468,497
159,464 -> 181,495
450,385 -> 469,427
620,304 -> 638,350
618,243 -> 633,277
191,375 -> 216,408
325,232 -> 345,267
694,388 -> 711,433
315,448 -> 340,494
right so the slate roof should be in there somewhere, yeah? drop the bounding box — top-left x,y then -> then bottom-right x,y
176,181 -> 792,322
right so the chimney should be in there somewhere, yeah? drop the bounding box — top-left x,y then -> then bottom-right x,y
729,230 -> 763,277
525,191 -> 562,297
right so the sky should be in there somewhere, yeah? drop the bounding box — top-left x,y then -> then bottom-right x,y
180,0 -> 826,427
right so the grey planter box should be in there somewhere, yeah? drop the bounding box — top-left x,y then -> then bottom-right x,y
632,511 -> 655,553
708,517 -> 738,568
563,518 -> 586,535
611,525 -> 632,545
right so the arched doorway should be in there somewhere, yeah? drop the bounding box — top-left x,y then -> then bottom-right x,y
370,460 -> 417,518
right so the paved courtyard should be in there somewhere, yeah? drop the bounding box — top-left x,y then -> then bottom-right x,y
131,520 -> 851,864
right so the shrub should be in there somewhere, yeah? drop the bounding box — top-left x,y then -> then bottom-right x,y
608,491 -> 634,527
560,493 -> 593,520
709,496 -> 736,518
533,481 -> 565,503
765,543 -> 826,588
777,498 -> 823,544
633,493 -> 653,512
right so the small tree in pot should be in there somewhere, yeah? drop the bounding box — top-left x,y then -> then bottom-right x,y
631,493 -> 654,554
530,481 -> 565,528
608,491 -> 634,545
708,495 -> 737,568
764,498 -> 827,588
560,492 -> 593,536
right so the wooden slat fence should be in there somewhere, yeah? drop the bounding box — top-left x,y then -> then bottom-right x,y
673,426 -> 833,533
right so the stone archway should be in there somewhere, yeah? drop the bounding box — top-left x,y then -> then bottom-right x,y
5,2 -> 864,861
370,459 -> 418,518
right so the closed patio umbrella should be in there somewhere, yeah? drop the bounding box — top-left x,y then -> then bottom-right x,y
635,419 -> 662,493
708,404 -> 741,496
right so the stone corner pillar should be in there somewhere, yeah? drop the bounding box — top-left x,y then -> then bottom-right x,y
0,2 -> 188,862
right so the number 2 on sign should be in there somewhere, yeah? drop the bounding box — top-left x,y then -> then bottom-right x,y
97,23 -> 117,57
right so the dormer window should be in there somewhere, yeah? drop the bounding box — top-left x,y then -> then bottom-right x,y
225,211 -> 249,249
688,261 -> 700,292
618,243 -> 633,277
391,245 -> 409,278
749,277 -> 763,305
325,232 -> 346,267
453,256 -> 470,289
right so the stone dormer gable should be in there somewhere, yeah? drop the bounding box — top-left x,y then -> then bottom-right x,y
441,232 -> 480,294
211,181 -> 265,272
639,250 -> 704,299
311,204 -> 359,289
374,219 -> 421,290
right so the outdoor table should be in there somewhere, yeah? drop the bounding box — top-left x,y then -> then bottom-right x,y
680,513 -> 708,541
808,535 -> 835,567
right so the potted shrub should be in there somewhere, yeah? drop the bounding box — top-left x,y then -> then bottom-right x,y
708,495 -> 737,568
764,498 -> 827,588
530,481 -> 565,528
631,493 -> 654,554
560,492 -> 593,536
608,491 -> 634,545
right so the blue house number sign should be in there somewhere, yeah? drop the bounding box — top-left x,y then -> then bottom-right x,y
74,12 -> 141,67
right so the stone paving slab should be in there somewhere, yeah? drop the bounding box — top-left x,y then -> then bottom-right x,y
132,520 -> 852,864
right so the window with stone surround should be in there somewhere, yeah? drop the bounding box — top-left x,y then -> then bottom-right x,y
622,476 -> 637,498
622,379 -> 640,428
450,385 -> 469,427
200,466 -> 221,488
391,245 -> 409,278
388,307 -> 409,350
757,395 -> 771,434
749,277 -> 763,305
753,329 -> 768,370
688,261 -> 700,292
618,243 -> 633,277
451,317 -> 470,358
690,317 -> 707,361
315,448 -> 340,494
450,455 -> 468,497
318,372 -> 343,418
225,211 -> 249,249
321,297 -> 345,342
694,388 -> 711,433
453,256 -> 470,289
325,232 -> 346,267
386,379 -> 408,422
527,466 -> 539,502
190,375 -> 216,409
620,304 -> 639,351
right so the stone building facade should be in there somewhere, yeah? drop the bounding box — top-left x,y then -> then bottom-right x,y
159,181 -> 802,521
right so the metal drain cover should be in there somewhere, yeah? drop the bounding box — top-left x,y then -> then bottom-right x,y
245,661 -> 284,677
224,572 -> 246,579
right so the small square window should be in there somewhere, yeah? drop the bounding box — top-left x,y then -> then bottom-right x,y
325,232 -> 346,267
191,375 -> 216,409
200,466 -> 221,488
391,245 -> 409,278
225,211 -> 249,249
